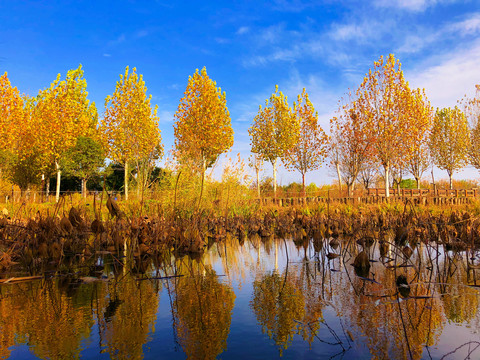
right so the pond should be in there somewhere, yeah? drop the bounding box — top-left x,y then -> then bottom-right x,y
1,235 -> 479,359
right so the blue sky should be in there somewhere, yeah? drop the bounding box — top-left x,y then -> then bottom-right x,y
1,0 -> 480,185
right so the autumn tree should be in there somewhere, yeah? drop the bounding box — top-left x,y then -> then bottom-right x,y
0,72 -> 24,160
356,54 -> 418,197
0,74 -> 41,194
429,107 -> 470,189
405,89 -> 433,189
284,88 -> 328,195
34,65 -> 96,202
249,86 -> 299,197
463,85 -> 480,171
174,67 -> 233,207
329,92 -> 372,197
101,66 -> 162,201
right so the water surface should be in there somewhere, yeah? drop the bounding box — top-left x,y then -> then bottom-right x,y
1,236 -> 479,359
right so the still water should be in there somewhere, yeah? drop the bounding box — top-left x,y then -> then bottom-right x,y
1,236 -> 479,359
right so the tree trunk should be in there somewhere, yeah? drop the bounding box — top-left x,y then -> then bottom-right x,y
416,177 -> 420,190
302,172 -> 306,197
41,174 -> 45,202
449,171 -> 453,190
347,183 -> 352,198
55,161 -> 61,203
46,178 -> 50,199
336,162 -> 342,192
137,172 -> 141,198
81,178 -> 87,199
256,168 -> 260,199
273,158 -> 277,198
384,165 -> 390,198
197,157 -> 206,210
124,161 -> 129,201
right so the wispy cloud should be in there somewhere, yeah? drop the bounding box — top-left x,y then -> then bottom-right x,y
409,39 -> 480,108
373,0 -> 455,12
447,12 -> 480,35
107,34 -> 126,47
215,37 -> 230,44
397,12 -> 480,54
236,26 -> 249,35
135,30 -> 149,38
103,53 -> 111,57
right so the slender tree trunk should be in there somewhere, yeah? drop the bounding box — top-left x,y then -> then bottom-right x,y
416,177 -> 420,190
82,178 -> 87,199
41,174 -> 45,202
302,172 -> 306,197
55,161 -> 61,203
336,162 -> 342,192
256,168 -> 260,199
197,157 -> 206,211
448,171 -> 453,190
273,158 -> 277,198
46,178 -> 50,199
124,161 -> 129,201
384,165 -> 390,198
173,170 -> 182,212
137,172 -> 141,198
347,183 -> 352,198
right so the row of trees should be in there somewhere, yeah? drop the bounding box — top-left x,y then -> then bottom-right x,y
0,66 -> 162,202
1,55 -> 479,202
0,66 -> 234,203
331,55 -> 479,196
249,54 -> 479,198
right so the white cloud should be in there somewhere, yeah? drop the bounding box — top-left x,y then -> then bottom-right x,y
236,26 -> 249,35
373,0 -> 454,12
408,39 -> 480,108
397,13 -> 480,55
258,24 -> 285,45
103,53 -> 111,57
447,12 -> 480,35
158,109 -> 175,124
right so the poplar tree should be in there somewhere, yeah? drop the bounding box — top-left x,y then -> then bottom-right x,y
284,88 -> 328,195
174,67 -> 233,207
429,107 -> 470,189
102,66 -> 162,201
249,86 -> 299,197
35,65 -> 95,202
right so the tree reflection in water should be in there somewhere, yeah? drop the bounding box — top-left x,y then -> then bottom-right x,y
0,235 -> 479,359
172,257 -> 235,360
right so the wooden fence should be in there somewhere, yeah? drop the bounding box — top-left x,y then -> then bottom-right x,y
260,187 -> 480,206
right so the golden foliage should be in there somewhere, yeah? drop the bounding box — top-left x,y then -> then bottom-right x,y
102,66 -> 162,164
174,67 -> 233,170
429,107 -> 470,188
284,88 -> 328,191
0,72 -> 24,152
35,65 -> 96,165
